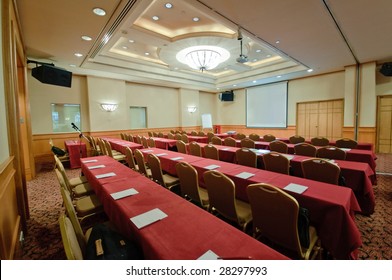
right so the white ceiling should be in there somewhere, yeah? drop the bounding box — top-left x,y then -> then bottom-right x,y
16,0 -> 392,91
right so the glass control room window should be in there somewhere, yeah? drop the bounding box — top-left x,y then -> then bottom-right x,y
51,103 -> 81,133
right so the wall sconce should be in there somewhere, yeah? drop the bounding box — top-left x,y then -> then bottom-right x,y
187,106 -> 197,113
100,103 -> 118,112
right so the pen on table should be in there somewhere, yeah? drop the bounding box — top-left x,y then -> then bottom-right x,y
217,256 -> 252,260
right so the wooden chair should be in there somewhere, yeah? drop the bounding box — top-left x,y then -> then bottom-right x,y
190,130 -> 198,136
248,133 -> 260,141
176,140 -> 187,154
294,143 -> 317,157
189,141 -> 202,157
335,138 -> 358,149
240,138 -> 255,148
262,152 -> 290,175
235,133 -> 247,140
104,140 -> 126,163
134,149 -> 152,178
167,132 -> 174,139
148,131 -> 153,137
247,183 -> 320,259
198,131 -> 206,136
147,138 -> 156,148
203,170 -> 252,232
175,162 -> 209,209
147,153 -> 180,191
204,144 -> 219,160
235,148 -> 257,168
135,135 -> 142,145
207,131 -> 215,143
316,146 -> 346,160
158,132 -> 164,138
54,167 -> 93,199
141,136 -> 149,148
181,134 -> 189,143
124,147 -> 138,171
210,136 -> 222,145
223,136 -> 236,147
301,158 -> 341,185
263,134 -> 276,142
269,140 -> 288,154
59,214 -> 85,260
310,137 -> 329,146
289,135 -> 305,144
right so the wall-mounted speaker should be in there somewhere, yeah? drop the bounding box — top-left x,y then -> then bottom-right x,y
32,65 -> 72,87
380,62 -> 392,77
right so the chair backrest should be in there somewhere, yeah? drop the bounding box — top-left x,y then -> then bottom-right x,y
211,136 -> 222,145
240,138 -> 255,148
134,149 -> 149,177
248,133 -> 260,141
124,147 -> 138,170
262,152 -> 290,175
301,158 -> 341,185
189,141 -> 202,157
316,146 -> 346,160
204,144 -> 219,160
54,167 -> 73,194
223,136 -> 236,147
207,132 -> 215,142
167,132 -> 174,139
310,137 -> 329,146
235,148 -> 257,168
235,133 -> 246,140
147,153 -> 165,187
289,135 -> 305,144
269,140 -> 288,154
148,131 -> 153,137
54,157 -> 75,193
175,133 -> 182,140
59,214 -> 84,260
104,140 -> 115,157
158,132 -> 164,138
147,138 -> 156,148
181,134 -> 189,143
190,131 -> 198,136
294,143 -> 317,157
127,134 -> 135,142
153,132 -> 159,137
198,131 -> 205,136
203,170 -> 238,222
120,133 -> 126,140
176,140 -> 187,154
60,186 -> 86,254
175,162 -> 204,205
97,138 -> 107,155
247,183 -> 302,256
335,138 -> 358,149
263,134 -> 276,142
135,135 -> 142,144
141,136 -> 149,148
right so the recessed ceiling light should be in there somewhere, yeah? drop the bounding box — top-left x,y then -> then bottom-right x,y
81,35 -> 92,41
233,84 -> 237,87
256,49 -> 262,53
165,3 -> 173,8
128,39 -> 135,43
69,64 -> 76,67
275,40 -> 280,44
145,52 -> 150,56
192,17 -> 200,22
74,53 -> 83,57
307,69 -> 314,73
253,80 -> 257,83
92,7 -> 106,16
266,54 -> 271,58
122,46 -> 128,49
253,59 -> 258,62
152,15 -> 159,21
277,75 -> 282,78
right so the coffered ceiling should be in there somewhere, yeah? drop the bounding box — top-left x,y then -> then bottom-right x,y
16,0 -> 392,91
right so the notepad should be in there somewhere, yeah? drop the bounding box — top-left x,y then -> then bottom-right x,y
255,149 -> 269,154
284,183 -> 308,194
130,208 -> 168,229
221,148 -> 231,151
204,164 -> 220,170
110,188 -> 138,200
82,159 -> 98,163
282,154 -> 294,160
340,148 -> 351,152
95,172 -> 116,179
197,250 -> 219,260
143,149 -> 153,153
171,157 -> 184,161
156,153 -> 168,157
235,172 -> 255,179
88,164 -> 105,170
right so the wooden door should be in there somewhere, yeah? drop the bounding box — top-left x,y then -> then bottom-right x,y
296,99 -> 343,140
377,96 -> 392,153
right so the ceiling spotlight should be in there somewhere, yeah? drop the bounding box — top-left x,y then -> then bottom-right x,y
129,39 -> 135,43
93,7 -> 106,16
307,69 -> 314,73
74,53 -> 83,57
152,15 -> 159,21
192,17 -> 200,22
81,35 -> 92,41
165,3 -> 173,8
145,52 -> 150,56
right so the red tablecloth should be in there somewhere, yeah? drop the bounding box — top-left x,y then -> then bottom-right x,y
64,140 -> 87,169
188,136 -> 208,143
102,138 -> 143,154
151,137 -> 177,150
141,149 -> 362,259
278,138 -> 374,151
81,156 -> 288,260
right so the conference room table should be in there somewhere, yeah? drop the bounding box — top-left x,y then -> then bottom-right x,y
64,140 -> 87,169
80,155 -> 288,260
151,137 -> 177,150
276,137 -> 374,151
102,137 -> 143,154
140,148 -> 362,259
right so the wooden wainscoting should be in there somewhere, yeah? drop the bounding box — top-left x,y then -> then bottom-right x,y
217,125 -> 297,138
0,157 -> 22,259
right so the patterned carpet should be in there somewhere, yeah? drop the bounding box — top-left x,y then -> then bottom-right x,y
20,154 -> 392,260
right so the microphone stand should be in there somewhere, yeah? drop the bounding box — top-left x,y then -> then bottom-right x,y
71,124 -> 88,175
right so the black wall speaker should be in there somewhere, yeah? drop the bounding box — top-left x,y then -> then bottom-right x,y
32,65 -> 72,87
380,62 -> 392,77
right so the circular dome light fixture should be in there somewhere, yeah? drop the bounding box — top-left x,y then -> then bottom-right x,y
176,45 -> 230,72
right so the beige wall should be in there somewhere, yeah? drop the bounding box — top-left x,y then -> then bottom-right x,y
359,62 -> 376,127
217,88 -> 247,125
199,91 -> 218,128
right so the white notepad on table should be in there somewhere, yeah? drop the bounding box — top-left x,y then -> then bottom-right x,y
110,188 -> 138,200
171,157 -> 184,161
235,172 -> 255,179
95,172 -> 116,179
156,153 -> 168,157
130,208 -> 167,229
340,148 -> 351,152
284,183 -> 308,194
82,159 -> 98,163
198,250 -> 219,260
204,164 -> 220,170
88,164 -> 105,170
282,154 -> 294,160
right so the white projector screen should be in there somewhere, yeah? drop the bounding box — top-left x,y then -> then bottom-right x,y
246,82 -> 288,128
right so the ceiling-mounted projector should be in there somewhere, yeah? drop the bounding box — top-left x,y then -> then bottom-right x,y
236,54 -> 248,63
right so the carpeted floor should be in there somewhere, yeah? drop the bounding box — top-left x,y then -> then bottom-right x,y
19,154 -> 392,260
